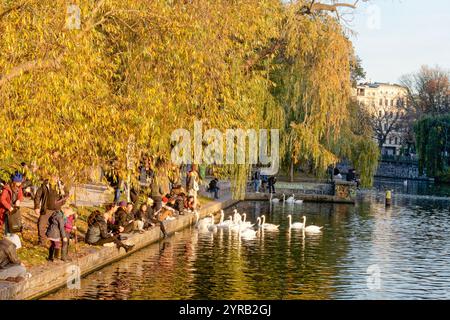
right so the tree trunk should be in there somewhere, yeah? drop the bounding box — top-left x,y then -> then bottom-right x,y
289,160 -> 294,182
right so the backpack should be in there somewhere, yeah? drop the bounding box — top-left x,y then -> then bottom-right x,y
7,207 -> 22,234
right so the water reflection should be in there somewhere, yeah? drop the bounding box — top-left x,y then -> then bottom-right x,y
44,197 -> 450,300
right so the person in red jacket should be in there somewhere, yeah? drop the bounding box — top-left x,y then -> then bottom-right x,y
0,173 -> 24,234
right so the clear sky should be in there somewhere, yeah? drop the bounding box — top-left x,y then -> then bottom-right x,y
349,0 -> 450,84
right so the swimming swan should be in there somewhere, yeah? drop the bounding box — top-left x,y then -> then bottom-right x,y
270,193 -> 281,203
286,194 -> 295,203
261,215 -> 279,231
287,215 -> 305,230
302,216 -> 323,233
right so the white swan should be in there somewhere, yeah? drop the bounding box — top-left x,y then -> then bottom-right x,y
233,209 -> 242,224
240,228 -> 257,239
270,193 -> 280,203
240,213 -> 254,229
294,196 -> 304,204
286,194 -> 295,203
287,214 -> 305,230
196,213 -> 214,231
218,216 -> 234,229
302,216 -> 323,233
217,210 -> 230,228
208,214 -> 218,232
261,215 -> 279,231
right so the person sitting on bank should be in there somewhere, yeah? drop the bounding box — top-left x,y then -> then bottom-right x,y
134,203 -> 154,232
333,167 -> 343,180
0,173 -> 24,235
112,201 -> 135,234
207,178 -> 220,199
184,196 -> 195,212
46,205 -> 77,262
0,239 -> 28,282
85,210 -> 134,252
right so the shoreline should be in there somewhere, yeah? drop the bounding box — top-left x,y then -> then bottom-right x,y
0,196 -> 239,300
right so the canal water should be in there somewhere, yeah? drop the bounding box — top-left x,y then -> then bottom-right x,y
44,188 -> 450,300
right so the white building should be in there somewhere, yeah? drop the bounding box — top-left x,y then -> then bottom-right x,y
353,82 -> 409,156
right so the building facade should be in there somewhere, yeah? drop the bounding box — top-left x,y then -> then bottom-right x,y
353,82 -> 409,156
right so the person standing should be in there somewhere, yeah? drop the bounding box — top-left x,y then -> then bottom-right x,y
268,176 -> 277,194
45,206 -> 76,262
208,178 -> 220,199
0,173 -> 24,235
186,164 -> 200,209
253,168 -> 261,193
34,176 -> 69,246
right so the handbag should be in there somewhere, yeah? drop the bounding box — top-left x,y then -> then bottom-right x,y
7,207 -> 23,234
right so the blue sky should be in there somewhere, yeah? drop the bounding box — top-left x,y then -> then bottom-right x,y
349,0 -> 450,84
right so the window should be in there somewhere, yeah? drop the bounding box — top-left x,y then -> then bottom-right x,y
379,110 -> 382,117
379,99 -> 383,106
391,100 -> 394,107
389,137 -> 393,144
395,137 -> 398,145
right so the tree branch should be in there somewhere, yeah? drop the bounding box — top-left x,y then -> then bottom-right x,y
0,0 -> 106,89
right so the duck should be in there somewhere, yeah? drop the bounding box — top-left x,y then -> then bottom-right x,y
261,215 -> 279,231
302,216 -> 323,233
287,214 -> 305,229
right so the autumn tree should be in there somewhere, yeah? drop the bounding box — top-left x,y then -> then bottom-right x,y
0,0 -> 378,197
400,65 -> 450,116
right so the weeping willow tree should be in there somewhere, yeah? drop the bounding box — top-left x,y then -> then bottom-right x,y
269,2 -> 377,186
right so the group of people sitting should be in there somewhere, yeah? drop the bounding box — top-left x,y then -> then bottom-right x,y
0,167 -> 202,265
81,188 -> 198,260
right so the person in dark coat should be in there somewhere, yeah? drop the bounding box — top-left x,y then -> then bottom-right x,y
46,210 -> 66,261
45,206 -> 76,262
134,203 -> 154,230
207,178 -> 219,199
34,176 -> 69,245
268,176 -> 277,194
112,201 -> 135,234
85,210 -> 134,252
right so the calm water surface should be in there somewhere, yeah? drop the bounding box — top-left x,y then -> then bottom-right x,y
44,192 -> 450,300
